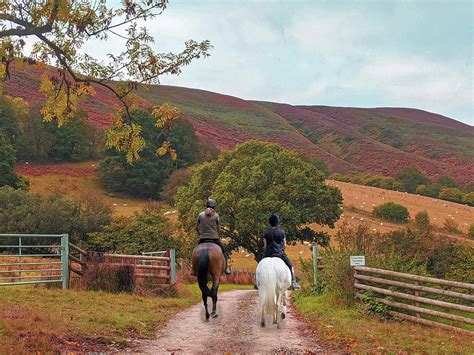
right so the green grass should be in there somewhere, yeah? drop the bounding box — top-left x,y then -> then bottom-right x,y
293,292 -> 474,353
0,283 -> 251,353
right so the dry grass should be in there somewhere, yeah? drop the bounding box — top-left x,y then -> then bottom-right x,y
293,292 -> 474,353
15,161 -> 148,217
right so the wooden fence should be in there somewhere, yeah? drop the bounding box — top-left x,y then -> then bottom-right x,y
353,266 -> 474,335
68,244 -> 176,287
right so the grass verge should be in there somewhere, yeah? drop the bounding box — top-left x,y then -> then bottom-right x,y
0,283 -> 251,353
292,292 -> 474,353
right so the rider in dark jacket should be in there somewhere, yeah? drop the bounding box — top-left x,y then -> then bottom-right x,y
262,214 -> 301,290
194,198 -> 231,275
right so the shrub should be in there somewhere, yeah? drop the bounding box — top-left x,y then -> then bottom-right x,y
81,263 -> 135,293
427,243 -> 474,283
443,218 -> 461,234
415,184 -> 441,197
468,224 -> 474,239
438,187 -> 464,203
328,173 -> 351,182
436,176 -> 458,188
0,132 -> 27,189
87,210 -> 192,259
160,166 -> 195,205
373,202 -> 409,223
414,210 -> 430,228
0,187 -> 111,244
334,222 -> 384,256
396,167 -> 429,193
462,192 -> 474,207
313,159 -> 331,178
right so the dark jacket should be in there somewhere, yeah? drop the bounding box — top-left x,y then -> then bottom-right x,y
263,227 -> 286,257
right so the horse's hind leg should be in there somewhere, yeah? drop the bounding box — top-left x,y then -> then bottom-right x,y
210,292 -> 218,318
203,295 -> 210,321
273,292 -> 280,324
281,291 -> 287,320
210,279 -> 219,318
260,307 -> 266,328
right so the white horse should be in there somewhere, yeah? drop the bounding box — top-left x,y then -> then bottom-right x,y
255,257 -> 291,329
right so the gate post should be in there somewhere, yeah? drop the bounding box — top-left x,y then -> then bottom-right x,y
312,245 -> 318,286
169,248 -> 176,285
61,234 -> 70,289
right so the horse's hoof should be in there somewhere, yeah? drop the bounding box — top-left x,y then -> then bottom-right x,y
260,321 -> 265,328
277,324 -> 281,329
281,312 -> 286,319
273,319 -> 277,324
211,312 -> 218,318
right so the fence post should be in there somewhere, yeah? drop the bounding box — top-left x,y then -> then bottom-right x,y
169,248 -> 176,285
61,234 -> 69,289
312,245 -> 318,285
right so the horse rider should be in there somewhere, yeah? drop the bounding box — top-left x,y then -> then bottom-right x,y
193,198 -> 232,275
262,214 -> 301,290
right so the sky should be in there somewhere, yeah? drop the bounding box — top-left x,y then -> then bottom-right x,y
85,0 -> 473,125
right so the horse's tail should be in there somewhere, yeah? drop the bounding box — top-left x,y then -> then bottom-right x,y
257,261 -> 277,315
197,248 -> 211,297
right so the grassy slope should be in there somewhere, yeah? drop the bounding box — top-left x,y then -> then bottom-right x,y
6,64 -> 473,183
0,283 -> 252,353
293,293 -> 474,353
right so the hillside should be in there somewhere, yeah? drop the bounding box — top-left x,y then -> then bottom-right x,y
4,63 -> 474,184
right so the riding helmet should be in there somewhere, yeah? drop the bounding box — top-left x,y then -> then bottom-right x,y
269,214 -> 280,226
206,198 -> 217,208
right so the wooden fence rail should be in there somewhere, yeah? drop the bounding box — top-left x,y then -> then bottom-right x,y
67,245 -> 176,287
353,266 -> 474,335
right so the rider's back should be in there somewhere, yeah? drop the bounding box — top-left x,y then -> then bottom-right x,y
197,209 -> 220,240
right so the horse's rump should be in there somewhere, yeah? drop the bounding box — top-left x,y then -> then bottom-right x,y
256,257 -> 291,316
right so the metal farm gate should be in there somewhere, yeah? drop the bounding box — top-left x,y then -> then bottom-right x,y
0,234 -> 69,289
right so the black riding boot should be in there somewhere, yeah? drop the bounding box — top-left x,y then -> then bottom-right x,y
224,253 -> 232,275
290,267 -> 301,290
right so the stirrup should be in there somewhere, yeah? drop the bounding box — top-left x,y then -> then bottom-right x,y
224,267 -> 232,275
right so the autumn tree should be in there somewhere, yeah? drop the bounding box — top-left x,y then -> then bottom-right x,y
176,141 -> 343,261
0,0 -> 211,162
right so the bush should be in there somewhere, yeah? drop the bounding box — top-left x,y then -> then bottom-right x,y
0,132 -> 27,189
373,202 -> 409,223
334,222 -> 384,256
396,167 -> 429,193
81,263 -> 135,293
438,187 -> 464,203
463,192 -> 474,207
414,210 -> 430,228
415,183 -> 441,197
443,218 -> 461,234
160,166 -> 195,205
0,187 -> 111,244
427,243 -> 474,283
313,159 -> 331,178
468,224 -> 474,239
87,210 -> 192,259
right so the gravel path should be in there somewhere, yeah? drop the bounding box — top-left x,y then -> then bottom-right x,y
140,289 -> 325,354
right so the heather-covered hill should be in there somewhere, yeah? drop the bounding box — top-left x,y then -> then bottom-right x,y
259,102 -> 474,185
4,63 -> 473,184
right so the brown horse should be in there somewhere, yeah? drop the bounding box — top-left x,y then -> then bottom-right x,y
192,242 -> 225,321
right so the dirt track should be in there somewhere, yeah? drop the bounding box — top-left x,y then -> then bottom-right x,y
140,289 -> 325,354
